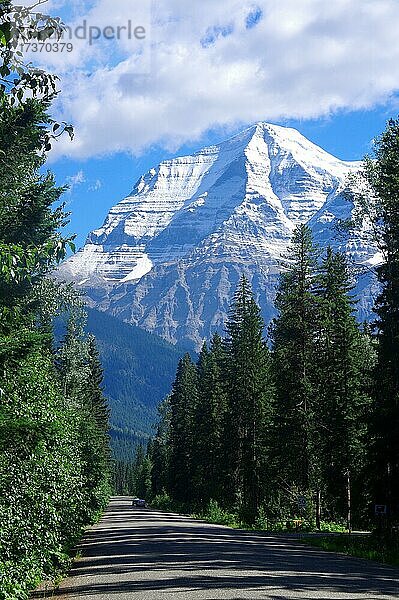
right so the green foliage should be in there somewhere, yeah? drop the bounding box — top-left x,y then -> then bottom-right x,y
315,248 -> 374,523
149,399 -> 171,498
303,534 -> 399,567
0,0 -> 73,141
270,227 -> 374,527
0,4 -> 111,596
151,277 -> 274,524
153,234 -> 376,532
168,354 -> 199,504
0,98 -> 75,331
0,340 -> 110,599
151,492 -> 175,512
224,276 -> 274,524
363,118 -> 399,527
318,521 -> 347,533
113,443 -> 153,499
191,335 -> 227,505
196,500 -> 241,528
271,224 -> 321,498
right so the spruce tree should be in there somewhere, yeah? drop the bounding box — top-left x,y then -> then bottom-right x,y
192,334 -> 227,504
150,397 -> 171,498
87,334 -> 111,435
224,275 -> 272,524
316,248 -> 373,525
270,224 -> 320,515
168,353 -> 198,505
57,310 -> 111,514
362,118 -> 399,527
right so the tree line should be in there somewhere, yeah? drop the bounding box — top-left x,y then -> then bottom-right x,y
135,119 -> 399,533
0,3 -> 111,598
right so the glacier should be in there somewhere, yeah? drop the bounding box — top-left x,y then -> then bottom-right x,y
57,122 -> 378,350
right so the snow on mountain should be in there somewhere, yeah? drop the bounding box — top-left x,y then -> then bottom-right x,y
57,122 -> 376,349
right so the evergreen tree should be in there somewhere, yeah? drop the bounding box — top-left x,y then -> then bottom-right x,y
0,4 -> 110,595
150,397 -> 171,498
316,248 -> 373,525
270,224 -> 320,515
224,275 -> 273,524
87,334 -> 111,434
57,309 -> 111,515
168,354 -> 198,505
0,98 -> 74,335
362,118 -> 399,527
191,334 -> 227,503
135,444 -> 153,499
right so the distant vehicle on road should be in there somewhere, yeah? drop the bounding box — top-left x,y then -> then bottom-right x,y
132,498 -> 146,507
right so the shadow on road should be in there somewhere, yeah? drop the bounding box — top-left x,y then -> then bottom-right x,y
32,497 -> 399,599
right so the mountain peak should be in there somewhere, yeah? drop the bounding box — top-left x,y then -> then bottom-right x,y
57,123 -> 374,349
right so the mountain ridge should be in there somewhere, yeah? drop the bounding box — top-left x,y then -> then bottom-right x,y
58,122 -> 377,349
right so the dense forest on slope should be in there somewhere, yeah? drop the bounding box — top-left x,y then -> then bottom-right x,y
0,4 -> 111,598
84,308 -> 189,459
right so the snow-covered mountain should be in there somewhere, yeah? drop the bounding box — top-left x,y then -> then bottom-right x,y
58,122 -> 378,349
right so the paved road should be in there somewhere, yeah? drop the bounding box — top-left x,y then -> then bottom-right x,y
37,497 -> 399,599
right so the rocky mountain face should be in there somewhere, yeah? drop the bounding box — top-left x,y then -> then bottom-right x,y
58,122 -> 378,350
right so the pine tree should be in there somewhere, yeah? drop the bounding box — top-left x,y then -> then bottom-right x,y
168,353 -> 198,505
150,397 -> 171,498
87,334 -> 111,434
316,248 -> 373,526
56,309 -> 111,514
362,118 -> 399,528
270,224 -> 320,515
191,334 -> 227,503
135,448 -> 153,499
224,275 -> 273,524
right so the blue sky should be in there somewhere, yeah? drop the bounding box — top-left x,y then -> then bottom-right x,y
26,0 -> 399,247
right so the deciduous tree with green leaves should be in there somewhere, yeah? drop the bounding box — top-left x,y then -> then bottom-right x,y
0,3 -> 111,597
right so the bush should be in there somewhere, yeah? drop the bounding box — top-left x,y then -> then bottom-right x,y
198,500 -> 241,528
151,492 -> 176,512
0,350 -> 111,599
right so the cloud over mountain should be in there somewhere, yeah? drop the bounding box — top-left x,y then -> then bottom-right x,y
29,0 -> 399,160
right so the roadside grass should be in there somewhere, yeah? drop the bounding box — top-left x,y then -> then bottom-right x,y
301,534 -> 399,568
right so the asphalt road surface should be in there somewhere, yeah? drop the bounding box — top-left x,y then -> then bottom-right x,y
37,497 -> 399,600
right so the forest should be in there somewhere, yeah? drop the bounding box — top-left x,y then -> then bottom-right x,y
0,3 -> 111,598
128,121 -> 399,536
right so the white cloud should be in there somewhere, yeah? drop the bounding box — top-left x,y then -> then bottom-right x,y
66,170 -> 86,192
34,0 -> 399,160
89,179 -> 102,191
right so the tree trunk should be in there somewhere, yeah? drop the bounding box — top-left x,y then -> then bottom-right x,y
346,469 -> 352,534
315,489 -> 321,531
